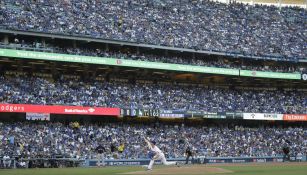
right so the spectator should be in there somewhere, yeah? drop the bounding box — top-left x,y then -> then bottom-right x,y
0,73 -> 305,114
0,0 -> 305,60
0,41 -> 304,73
95,144 -> 106,167
3,154 -> 11,168
0,122 -> 305,160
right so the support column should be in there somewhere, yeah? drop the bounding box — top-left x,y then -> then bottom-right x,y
136,47 -> 140,54
41,38 -> 46,47
73,40 -> 77,48
105,43 -> 109,51
3,35 -> 9,44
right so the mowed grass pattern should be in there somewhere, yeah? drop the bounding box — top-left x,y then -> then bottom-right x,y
220,163 -> 307,175
0,162 -> 306,175
0,166 -> 141,175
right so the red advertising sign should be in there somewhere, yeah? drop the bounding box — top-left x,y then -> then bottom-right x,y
0,104 -> 120,116
283,114 -> 307,121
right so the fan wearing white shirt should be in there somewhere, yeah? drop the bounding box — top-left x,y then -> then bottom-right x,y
3,155 -> 11,168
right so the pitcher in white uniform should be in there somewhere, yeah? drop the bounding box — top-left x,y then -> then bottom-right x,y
144,137 -> 179,170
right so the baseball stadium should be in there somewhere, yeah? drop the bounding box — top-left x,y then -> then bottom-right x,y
0,0 -> 306,175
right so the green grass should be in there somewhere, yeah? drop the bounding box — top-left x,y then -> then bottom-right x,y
0,163 -> 306,175
219,163 -> 307,175
0,166 -> 141,175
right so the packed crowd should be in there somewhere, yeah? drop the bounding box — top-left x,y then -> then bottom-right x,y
0,75 -> 306,114
0,0 -> 306,60
0,40 -> 305,73
0,122 -> 306,160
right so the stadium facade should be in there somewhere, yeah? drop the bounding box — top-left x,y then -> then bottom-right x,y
0,0 -> 306,169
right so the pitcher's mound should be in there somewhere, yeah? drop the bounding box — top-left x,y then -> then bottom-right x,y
121,165 -> 233,175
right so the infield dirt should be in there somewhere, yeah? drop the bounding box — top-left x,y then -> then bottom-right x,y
120,162 -> 307,175
121,165 -> 233,175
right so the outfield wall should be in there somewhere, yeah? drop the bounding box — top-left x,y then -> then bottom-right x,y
2,155 -> 306,168
86,155 -> 306,167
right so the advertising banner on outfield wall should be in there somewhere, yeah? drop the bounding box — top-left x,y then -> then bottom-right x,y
283,114 -> 307,121
243,113 -> 283,120
0,104 -> 120,116
86,156 -> 292,167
